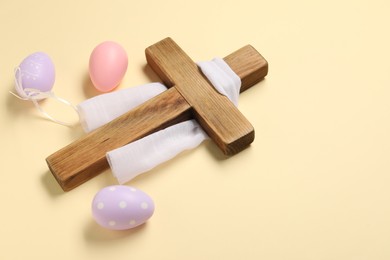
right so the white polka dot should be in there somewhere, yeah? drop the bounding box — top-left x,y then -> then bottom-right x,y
109,187 -> 116,191
108,221 -> 116,226
140,202 -> 149,209
119,201 -> 127,208
130,188 -> 137,192
97,202 -> 104,209
129,220 -> 136,225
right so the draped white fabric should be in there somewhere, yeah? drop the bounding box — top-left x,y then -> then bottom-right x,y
77,57 -> 241,184
197,58 -> 240,106
77,83 -> 167,133
107,120 -> 209,184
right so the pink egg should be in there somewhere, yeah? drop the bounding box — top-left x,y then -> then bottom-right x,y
89,41 -> 128,92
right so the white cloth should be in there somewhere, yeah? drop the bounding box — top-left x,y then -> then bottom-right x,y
197,58 -> 241,106
77,83 -> 167,132
107,120 -> 208,183
78,58 -> 241,184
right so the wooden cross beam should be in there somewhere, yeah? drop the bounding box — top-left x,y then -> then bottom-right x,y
46,37 -> 268,191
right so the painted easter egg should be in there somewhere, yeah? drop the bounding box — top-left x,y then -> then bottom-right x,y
92,185 -> 154,230
89,41 -> 128,92
15,52 -> 55,99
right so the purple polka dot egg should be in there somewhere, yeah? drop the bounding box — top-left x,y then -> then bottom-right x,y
15,52 -> 55,99
92,185 -> 155,230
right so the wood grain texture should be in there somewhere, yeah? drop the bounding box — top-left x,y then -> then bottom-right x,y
46,38 -> 268,191
47,88 -> 192,191
145,38 -> 255,155
224,45 -> 268,92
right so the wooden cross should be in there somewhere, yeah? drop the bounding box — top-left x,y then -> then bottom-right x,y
46,37 -> 268,191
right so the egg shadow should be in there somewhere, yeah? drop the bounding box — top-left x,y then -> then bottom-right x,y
84,219 -> 147,243
7,81 -> 37,114
7,81 -> 81,126
6,83 -> 63,126
82,72 -> 101,99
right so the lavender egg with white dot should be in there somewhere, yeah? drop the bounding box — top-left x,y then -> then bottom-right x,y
92,185 -> 154,230
15,52 -> 55,99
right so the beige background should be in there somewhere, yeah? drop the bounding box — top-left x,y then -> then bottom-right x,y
1,0 -> 389,259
